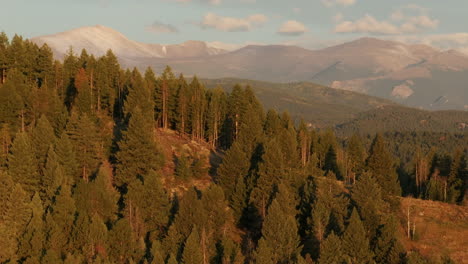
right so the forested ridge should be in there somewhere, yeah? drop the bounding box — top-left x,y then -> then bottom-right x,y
0,33 -> 466,264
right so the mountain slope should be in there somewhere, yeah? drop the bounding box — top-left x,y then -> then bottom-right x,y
201,78 -> 468,135
201,78 -> 394,127
31,25 -> 226,61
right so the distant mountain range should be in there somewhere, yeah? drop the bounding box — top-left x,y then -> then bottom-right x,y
32,25 -> 468,111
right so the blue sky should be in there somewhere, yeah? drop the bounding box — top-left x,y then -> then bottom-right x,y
1,0 -> 468,52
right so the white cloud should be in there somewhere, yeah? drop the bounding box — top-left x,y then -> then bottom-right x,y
322,0 -> 356,7
174,0 -> 258,5
390,10 -> 405,21
335,15 -> 401,34
392,33 -> 468,55
175,0 -> 221,5
278,20 -> 308,36
200,13 -> 267,32
145,21 -> 178,34
334,12 -> 438,35
333,12 -> 344,23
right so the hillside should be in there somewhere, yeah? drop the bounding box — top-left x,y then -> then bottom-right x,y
155,129 -> 222,195
201,78 -> 394,127
150,129 -> 468,264
335,105 -> 468,136
399,198 -> 468,263
200,78 -> 468,134
149,129 -> 468,264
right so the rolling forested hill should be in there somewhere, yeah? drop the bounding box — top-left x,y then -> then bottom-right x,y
201,78 -> 468,134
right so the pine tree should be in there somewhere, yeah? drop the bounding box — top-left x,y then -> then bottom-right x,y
346,133 -> 366,184
174,74 -> 190,135
32,115 -> 56,169
206,87 -> 226,148
366,134 -> 401,196
41,147 -> 65,204
351,172 -> 385,239
373,217 -> 404,264
126,171 -> 170,237
258,199 -> 301,263
88,214 -> 109,260
18,193 -> 45,263
108,218 -> 140,264
264,109 -> 282,137
35,43 -> 54,88
175,154 -> 193,180
188,76 -> 206,141
74,68 -> 94,115
342,208 -> 374,264
324,145 -> 340,178
0,124 -> 12,170
201,185 -> 233,241
250,138 -> 285,218
47,180 -> 76,256
0,174 -> 31,263
125,68 -> 154,118
226,85 -> 246,145
217,142 -> 250,199
0,77 -> 23,131
116,106 -> 164,187
182,227 -> 204,264
279,112 -> 299,168
447,149 -> 466,203
155,66 -> 176,129
230,176 -> 248,222
297,119 -> 311,167
54,133 -> 78,179
0,32 -> 8,84
316,129 -> 338,169
8,131 -> 40,196
319,232 -> 345,264
74,165 -> 119,223
66,112 -> 101,182
167,254 -> 178,264
254,239 -> 274,264
150,240 -> 165,264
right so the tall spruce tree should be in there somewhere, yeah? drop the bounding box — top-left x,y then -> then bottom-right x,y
74,68 -> 93,115
32,115 -> 56,169
18,193 -> 45,263
47,180 -> 76,257
346,133 -> 366,184
342,208 -> 374,264
126,170 -> 170,238
366,134 -> 401,197
182,227 -> 203,264
54,133 -> 78,179
115,106 -> 164,187
8,131 -> 40,196
66,112 -> 101,182
0,75 -> 23,131
257,199 -> 301,263
373,216 -> 405,264
217,142 -> 250,200
351,172 -> 385,240
319,232 -> 346,264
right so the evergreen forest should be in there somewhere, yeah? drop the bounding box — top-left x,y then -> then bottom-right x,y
0,33 -> 466,264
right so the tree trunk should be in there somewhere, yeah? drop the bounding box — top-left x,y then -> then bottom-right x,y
407,205 -> 411,239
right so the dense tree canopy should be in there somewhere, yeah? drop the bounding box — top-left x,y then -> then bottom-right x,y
0,32 -> 464,264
